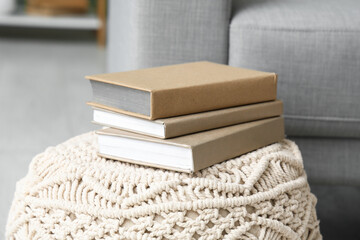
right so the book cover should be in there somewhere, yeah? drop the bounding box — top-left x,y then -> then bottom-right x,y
96,117 -> 285,172
87,61 -> 277,120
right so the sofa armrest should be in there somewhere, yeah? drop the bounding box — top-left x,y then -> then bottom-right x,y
108,0 -> 232,72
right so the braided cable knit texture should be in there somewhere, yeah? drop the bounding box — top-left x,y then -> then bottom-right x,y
6,132 -> 321,240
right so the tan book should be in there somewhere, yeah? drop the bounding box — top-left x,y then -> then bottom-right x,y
27,0 -> 88,15
93,100 -> 283,139
27,0 -> 88,9
86,61 -> 277,120
96,117 -> 285,173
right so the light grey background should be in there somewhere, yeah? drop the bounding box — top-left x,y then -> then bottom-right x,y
0,28 -> 104,236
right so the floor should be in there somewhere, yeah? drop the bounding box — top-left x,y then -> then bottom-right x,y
0,28 -> 105,236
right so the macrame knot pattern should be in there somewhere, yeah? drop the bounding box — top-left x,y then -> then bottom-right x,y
6,132 -> 321,239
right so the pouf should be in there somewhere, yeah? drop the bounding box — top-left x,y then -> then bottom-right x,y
6,132 -> 321,239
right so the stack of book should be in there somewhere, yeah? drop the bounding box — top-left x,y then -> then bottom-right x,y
86,61 -> 284,173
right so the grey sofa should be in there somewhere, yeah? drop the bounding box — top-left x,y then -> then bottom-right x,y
107,0 -> 360,239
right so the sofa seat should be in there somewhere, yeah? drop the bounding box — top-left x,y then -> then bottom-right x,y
230,0 -> 360,138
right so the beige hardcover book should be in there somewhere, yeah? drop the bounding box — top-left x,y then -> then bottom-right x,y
96,117 -> 285,173
93,100 -> 283,139
87,61 -> 277,120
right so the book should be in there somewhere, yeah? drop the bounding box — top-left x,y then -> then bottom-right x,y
27,0 -> 88,15
87,61 -> 277,120
96,117 -> 285,173
93,100 -> 283,139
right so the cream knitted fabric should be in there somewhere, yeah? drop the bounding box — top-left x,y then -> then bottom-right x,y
6,132 -> 321,240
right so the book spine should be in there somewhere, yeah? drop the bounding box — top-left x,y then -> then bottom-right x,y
164,101 -> 283,138
191,117 -> 284,171
150,74 -> 277,120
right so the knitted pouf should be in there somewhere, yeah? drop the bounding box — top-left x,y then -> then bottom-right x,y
6,132 -> 321,240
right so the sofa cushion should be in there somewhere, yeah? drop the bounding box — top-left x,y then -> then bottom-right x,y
310,185 -> 360,240
108,0 -> 232,72
230,0 -> 360,138
291,137 -> 360,185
